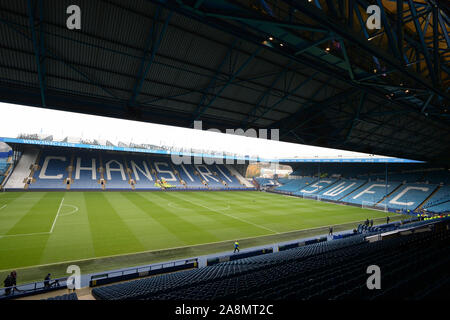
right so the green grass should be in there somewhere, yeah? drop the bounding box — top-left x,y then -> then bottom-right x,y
0,191 -> 403,283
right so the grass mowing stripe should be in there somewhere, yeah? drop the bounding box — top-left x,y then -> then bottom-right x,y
38,193 -> 97,268
0,193 -> 62,269
84,192 -> 144,257
5,193 -> 62,235
0,191 -> 409,281
165,192 -> 271,236
0,191 -> 22,206
176,192 -> 279,234
124,192 -> 219,245
196,192 -> 317,231
104,193 -> 181,249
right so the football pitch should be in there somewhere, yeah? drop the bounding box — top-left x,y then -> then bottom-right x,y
0,191 -> 402,283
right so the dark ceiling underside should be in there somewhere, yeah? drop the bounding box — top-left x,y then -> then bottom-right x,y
0,0 -> 449,163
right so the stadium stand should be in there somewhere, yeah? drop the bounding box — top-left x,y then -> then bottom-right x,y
102,154 -> 132,190
317,179 -> 367,201
378,183 -> 438,211
274,177 -> 316,193
70,152 -> 102,190
326,181 -> 402,206
423,201 -> 450,214
92,219 -> 450,300
173,163 -> 206,189
254,177 -> 277,187
44,293 -> 78,301
294,178 -> 338,197
4,149 -> 39,189
152,158 -> 185,188
423,169 -> 450,184
28,151 -> 70,189
422,186 -> 450,213
4,148 -> 249,191
3,147 -> 448,214
127,156 -> 160,190
268,163 -> 450,213
277,178 -> 291,185
215,165 -> 242,188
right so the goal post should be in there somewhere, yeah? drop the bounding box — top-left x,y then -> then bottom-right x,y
362,201 -> 387,212
302,193 -> 321,201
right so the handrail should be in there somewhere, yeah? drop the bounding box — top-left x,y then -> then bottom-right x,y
0,275 -> 70,298
90,258 -> 197,281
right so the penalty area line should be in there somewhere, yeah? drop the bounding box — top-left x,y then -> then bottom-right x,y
176,195 -> 279,234
0,204 -> 6,211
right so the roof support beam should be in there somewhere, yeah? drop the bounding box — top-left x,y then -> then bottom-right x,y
279,86 -> 358,139
0,17 -> 119,100
27,0 -> 46,107
376,0 -> 400,57
339,39 -> 354,80
282,0 -> 448,100
397,0 -> 404,61
421,93 -> 434,113
129,6 -> 162,107
432,5 -> 441,86
246,71 -> 319,128
437,11 -> 450,50
294,35 -> 333,55
407,0 -> 437,86
241,61 -> 292,127
348,0 -> 355,29
202,13 -> 327,33
129,8 -> 172,106
343,91 -> 366,144
191,39 -> 238,123
191,45 -> 262,123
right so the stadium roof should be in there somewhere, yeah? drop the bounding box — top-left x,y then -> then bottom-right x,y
0,0 -> 449,163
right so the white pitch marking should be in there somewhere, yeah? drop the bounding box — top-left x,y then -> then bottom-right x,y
168,201 -> 230,211
177,195 -> 279,234
0,213 -> 403,272
49,197 -> 64,233
59,204 -> 79,217
0,204 -> 6,211
0,231 -> 50,238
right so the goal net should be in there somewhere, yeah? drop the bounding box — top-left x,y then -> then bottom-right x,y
303,194 -> 321,201
362,201 -> 387,212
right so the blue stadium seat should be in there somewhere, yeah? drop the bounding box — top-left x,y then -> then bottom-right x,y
29,151 -> 70,189
294,178 -> 338,196
91,219 -> 450,300
379,183 -> 437,210
44,293 -> 78,300
71,153 -> 102,189
340,181 -> 402,205
274,177 -> 317,193
102,155 -> 132,190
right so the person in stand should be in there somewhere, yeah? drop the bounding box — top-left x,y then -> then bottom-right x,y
44,273 -> 51,289
370,219 -> 373,227
233,240 -> 240,253
3,273 -> 12,296
365,219 -> 369,226
386,216 -> 390,224
9,271 -> 18,295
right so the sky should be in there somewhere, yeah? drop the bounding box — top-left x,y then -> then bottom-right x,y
0,102 -> 393,160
